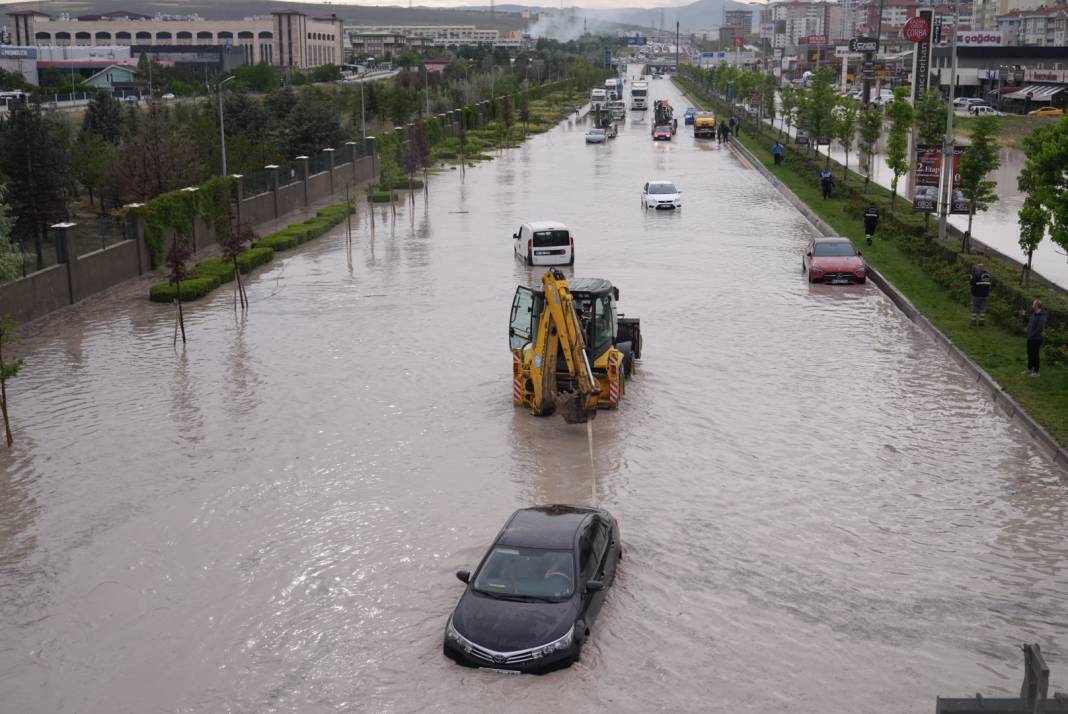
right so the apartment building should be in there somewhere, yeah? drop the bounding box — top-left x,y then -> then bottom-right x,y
997,5 -> 1068,45
346,25 -> 507,49
768,0 -> 833,49
724,9 -> 754,34
6,9 -> 344,69
973,0 -> 1056,30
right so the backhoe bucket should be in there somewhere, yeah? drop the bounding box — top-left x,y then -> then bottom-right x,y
556,392 -> 597,425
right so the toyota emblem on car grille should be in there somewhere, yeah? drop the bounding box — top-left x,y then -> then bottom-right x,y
493,655 -> 506,664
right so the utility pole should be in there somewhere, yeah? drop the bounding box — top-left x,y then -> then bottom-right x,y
218,75 -> 236,177
676,21 -> 680,71
863,0 -> 886,106
360,78 -> 366,138
938,0 -> 960,241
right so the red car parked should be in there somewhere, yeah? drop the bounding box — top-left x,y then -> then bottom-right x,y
803,237 -> 867,284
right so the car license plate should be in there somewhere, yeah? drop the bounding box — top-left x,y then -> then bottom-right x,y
831,278 -> 850,285
480,667 -> 521,676
534,250 -> 551,256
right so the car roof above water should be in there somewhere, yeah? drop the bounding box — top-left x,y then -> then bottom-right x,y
498,505 -> 600,549
526,221 -> 569,232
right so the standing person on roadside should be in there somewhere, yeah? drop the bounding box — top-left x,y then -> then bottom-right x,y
772,141 -> 784,165
1018,300 -> 1049,376
716,120 -> 724,145
969,263 -> 992,326
820,168 -> 835,199
732,114 -> 741,136
863,203 -> 880,245
722,120 -> 732,145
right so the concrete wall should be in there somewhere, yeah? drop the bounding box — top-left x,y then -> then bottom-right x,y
307,172 -> 332,204
243,191 -> 276,226
73,240 -> 139,302
0,265 -> 70,323
4,147 -> 378,325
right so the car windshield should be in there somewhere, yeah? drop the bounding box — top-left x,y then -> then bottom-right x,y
473,546 -> 576,600
649,183 -> 677,194
589,129 -> 605,136
813,242 -> 857,257
655,126 -> 672,132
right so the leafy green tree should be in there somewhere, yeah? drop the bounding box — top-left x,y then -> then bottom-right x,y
233,63 -> 280,93
760,73 -> 776,123
833,99 -> 860,182
111,102 -> 203,202
914,88 -> 946,146
1017,201 -> 1045,286
0,316 -> 23,447
0,68 -> 32,92
280,89 -> 344,158
0,105 -> 75,270
81,92 -> 124,145
311,64 -> 342,83
1018,115 -> 1068,284
779,84 -> 799,138
957,114 -> 1001,252
519,92 -> 531,135
858,105 -> 883,194
395,50 -> 422,70
885,88 -> 914,207
73,134 -> 117,212
0,185 -> 23,282
799,68 -> 836,160
388,87 -> 418,128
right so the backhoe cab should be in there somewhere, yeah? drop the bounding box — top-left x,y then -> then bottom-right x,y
509,270 -> 642,424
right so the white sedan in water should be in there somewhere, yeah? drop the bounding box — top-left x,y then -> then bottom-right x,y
642,180 -> 681,210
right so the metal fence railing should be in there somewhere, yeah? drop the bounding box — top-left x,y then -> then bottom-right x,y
72,216 -> 127,257
6,233 -> 60,282
243,167 -> 273,197
309,151 -> 331,176
279,160 -> 302,186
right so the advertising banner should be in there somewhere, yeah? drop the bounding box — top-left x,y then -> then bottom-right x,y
913,144 -> 941,213
957,32 -> 1003,46
806,35 -> 829,45
910,9 -> 934,102
950,146 -> 970,214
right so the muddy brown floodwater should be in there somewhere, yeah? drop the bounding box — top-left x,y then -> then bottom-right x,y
2,70 -> 1067,713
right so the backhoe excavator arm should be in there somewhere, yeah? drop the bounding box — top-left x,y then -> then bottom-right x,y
528,269 -> 600,424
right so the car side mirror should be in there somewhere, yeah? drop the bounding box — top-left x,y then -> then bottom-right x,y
456,570 -> 470,584
806,251 -> 813,257
857,250 -> 863,256
512,233 -> 518,240
586,580 -> 604,593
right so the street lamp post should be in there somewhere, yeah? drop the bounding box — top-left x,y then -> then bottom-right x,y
937,0 -> 960,240
218,75 -> 236,177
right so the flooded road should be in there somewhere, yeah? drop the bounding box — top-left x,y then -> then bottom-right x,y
2,71 -> 1067,713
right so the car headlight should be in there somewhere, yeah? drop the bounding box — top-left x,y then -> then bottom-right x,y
531,626 -> 574,659
446,618 -> 474,653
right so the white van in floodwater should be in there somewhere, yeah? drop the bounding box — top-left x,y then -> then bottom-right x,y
513,221 -> 574,266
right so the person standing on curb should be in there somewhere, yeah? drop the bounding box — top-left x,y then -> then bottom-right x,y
863,203 -> 880,245
772,141 -> 784,165
820,168 -> 835,199
969,263 -> 992,327
716,121 -> 724,145
1018,300 -> 1049,376
722,121 -> 732,145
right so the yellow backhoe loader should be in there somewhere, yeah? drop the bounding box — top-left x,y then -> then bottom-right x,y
509,269 -> 642,424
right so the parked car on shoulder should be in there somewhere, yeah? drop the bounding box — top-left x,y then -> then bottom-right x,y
1029,106 -> 1064,117
513,221 -> 574,266
683,107 -> 697,125
443,505 -> 621,675
803,237 -> 867,284
970,105 -> 1002,116
954,97 -> 985,108
642,180 -> 681,210
585,127 -> 607,144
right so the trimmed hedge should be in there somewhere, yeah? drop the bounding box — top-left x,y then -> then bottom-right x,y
149,199 -> 354,302
370,191 -> 397,203
388,178 -> 425,190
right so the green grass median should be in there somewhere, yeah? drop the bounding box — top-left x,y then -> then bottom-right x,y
675,75 -> 1068,447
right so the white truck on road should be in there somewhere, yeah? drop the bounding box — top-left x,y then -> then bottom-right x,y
630,81 -> 648,110
591,87 -> 608,110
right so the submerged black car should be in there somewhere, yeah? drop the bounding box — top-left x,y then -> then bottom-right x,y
443,505 -> 621,674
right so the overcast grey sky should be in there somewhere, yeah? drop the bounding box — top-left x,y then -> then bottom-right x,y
0,0 -> 768,11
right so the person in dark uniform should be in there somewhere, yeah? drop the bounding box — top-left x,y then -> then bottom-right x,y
863,203 -> 880,245
969,263 -> 992,326
1019,300 -> 1049,376
820,168 -> 835,199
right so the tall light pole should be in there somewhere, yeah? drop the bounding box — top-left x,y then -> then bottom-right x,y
218,75 -> 236,177
360,77 -> 366,138
938,0 -> 960,240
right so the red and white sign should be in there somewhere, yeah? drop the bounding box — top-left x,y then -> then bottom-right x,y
904,16 -> 930,43
735,36 -> 744,48
957,32 -> 1003,46
806,35 -> 829,45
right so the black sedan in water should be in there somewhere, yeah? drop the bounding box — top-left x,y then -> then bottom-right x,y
443,505 -> 621,674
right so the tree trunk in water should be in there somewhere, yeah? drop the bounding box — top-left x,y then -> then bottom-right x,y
963,211 -> 974,253
1,378 -> 12,447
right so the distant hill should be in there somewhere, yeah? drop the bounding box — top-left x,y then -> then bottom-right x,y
0,0 -> 527,33
469,1 -> 757,34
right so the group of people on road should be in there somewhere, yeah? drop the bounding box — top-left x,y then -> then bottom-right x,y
716,119 -> 732,145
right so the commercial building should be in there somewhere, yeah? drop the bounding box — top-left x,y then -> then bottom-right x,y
724,9 -> 754,35
6,9 -> 344,69
931,45 -> 1067,108
346,24 -> 522,52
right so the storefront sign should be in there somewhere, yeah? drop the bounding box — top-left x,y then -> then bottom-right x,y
904,16 -> 931,43
913,144 -> 941,212
0,47 -> 37,60
835,46 -> 862,59
849,37 -> 878,53
806,35 -> 829,46
911,9 -> 934,102
957,32 -> 1003,46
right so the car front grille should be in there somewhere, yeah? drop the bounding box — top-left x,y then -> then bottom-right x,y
823,272 -> 855,281
468,644 -> 539,665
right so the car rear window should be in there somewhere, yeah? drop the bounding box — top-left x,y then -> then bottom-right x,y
533,230 -> 570,247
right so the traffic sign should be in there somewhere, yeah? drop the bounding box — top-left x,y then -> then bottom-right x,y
904,16 -> 930,43
850,37 -> 878,53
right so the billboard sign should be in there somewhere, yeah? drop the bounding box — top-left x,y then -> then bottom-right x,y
849,37 -> 878,53
806,35 -> 829,45
0,47 -> 37,60
904,16 -> 930,43
957,32 -> 1003,46
913,144 -> 941,212
628,35 -> 647,46
835,46 -> 862,58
